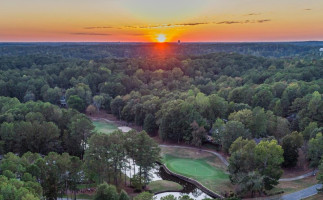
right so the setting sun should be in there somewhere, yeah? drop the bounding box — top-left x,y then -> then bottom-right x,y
157,34 -> 166,43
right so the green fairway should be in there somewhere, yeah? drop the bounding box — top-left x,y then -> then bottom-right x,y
93,120 -> 118,134
164,155 -> 228,179
161,147 -> 233,194
148,180 -> 183,193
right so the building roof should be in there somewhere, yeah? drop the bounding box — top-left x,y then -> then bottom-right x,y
253,138 -> 264,144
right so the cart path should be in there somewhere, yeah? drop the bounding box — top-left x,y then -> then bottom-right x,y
277,184 -> 322,200
279,170 -> 318,182
159,144 -> 229,166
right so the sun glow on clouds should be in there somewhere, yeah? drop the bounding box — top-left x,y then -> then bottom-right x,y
156,34 -> 166,42
0,0 -> 323,42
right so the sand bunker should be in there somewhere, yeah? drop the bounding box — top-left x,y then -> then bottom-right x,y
118,126 -> 132,132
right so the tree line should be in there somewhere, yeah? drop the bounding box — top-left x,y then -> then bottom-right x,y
0,96 -> 93,158
0,130 -> 160,200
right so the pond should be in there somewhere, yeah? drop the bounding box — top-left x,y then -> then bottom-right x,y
154,167 -> 212,200
124,159 -> 211,200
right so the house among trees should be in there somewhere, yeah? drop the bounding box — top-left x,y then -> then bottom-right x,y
286,113 -> 297,123
320,48 -> 323,56
206,134 -> 214,143
60,95 -> 67,107
207,128 -> 217,143
253,138 -> 264,144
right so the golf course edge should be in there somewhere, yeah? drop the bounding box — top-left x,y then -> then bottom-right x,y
156,161 -> 224,199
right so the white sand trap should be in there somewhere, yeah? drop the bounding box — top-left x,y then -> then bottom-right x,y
118,126 -> 132,133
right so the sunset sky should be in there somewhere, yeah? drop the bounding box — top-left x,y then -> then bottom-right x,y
1,0 -> 322,42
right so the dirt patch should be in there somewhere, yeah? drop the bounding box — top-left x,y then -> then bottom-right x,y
155,139 -> 229,160
205,157 -> 228,172
277,176 -> 317,191
258,176 -> 319,200
161,146 -> 212,159
281,149 -> 312,178
282,167 -> 314,178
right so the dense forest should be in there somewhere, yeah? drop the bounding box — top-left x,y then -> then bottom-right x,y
1,42 -> 323,59
0,43 -> 323,200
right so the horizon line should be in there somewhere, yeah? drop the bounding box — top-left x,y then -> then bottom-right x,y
1,40 -> 323,44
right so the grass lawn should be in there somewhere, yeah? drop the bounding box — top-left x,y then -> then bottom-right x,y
165,155 -> 228,179
148,180 -> 183,193
93,120 -> 118,134
160,146 -> 232,194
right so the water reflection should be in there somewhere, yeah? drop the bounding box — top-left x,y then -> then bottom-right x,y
124,159 -> 211,200
157,167 -> 196,192
154,167 -> 211,200
154,190 -> 211,200
124,159 -> 161,181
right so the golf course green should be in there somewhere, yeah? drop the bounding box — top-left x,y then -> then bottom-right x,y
164,155 -> 228,179
161,147 -> 233,194
93,120 -> 118,134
